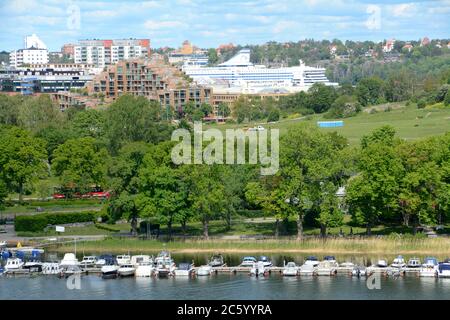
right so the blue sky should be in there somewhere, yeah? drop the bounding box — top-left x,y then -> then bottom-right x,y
0,0 -> 449,51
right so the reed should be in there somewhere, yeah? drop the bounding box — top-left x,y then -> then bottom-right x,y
53,236 -> 450,255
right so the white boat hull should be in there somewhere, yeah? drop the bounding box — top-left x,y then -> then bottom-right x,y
174,269 -> 193,276
197,266 -> 213,276
101,265 -> 119,277
282,269 -> 298,276
118,268 -> 135,277
135,265 -> 154,277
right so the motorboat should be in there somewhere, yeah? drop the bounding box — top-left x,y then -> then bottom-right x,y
116,255 -> 131,266
60,253 -> 80,267
96,254 -> 115,267
4,258 -> 24,272
135,262 -> 154,277
323,256 -> 337,264
241,256 -> 257,267
257,256 -> 273,267
437,258 -> 450,278
0,241 -> 7,248
250,261 -> 269,276
407,257 -> 421,268
118,264 -> 136,277
101,258 -> 120,279
60,265 -> 82,278
174,263 -> 194,277
282,262 -> 299,276
419,257 -> 439,277
340,262 -> 355,268
197,265 -> 213,276
352,266 -> 367,277
79,256 -> 97,268
391,255 -> 406,269
42,263 -> 61,275
299,263 -> 316,276
303,256 -> 319,267
155,251 -> 176,277
316,260 -> 338,276
376,259 -> 388,268
131,255 -> 152,267
23,258 -> 42,272
208,254 -> 225,267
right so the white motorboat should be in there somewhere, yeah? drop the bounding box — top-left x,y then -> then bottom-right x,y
299,263 -> 316,276
101,259 -> 120,279
437,258 -> 450,278
61,265 -> 82,278
80,256 -> 97,268
340,262 -> 355,268
420,257 -> 438,277
116,255 -> 131,266
282,262 -> 299,276
118,264 -> 136,277
376,259 -> 388,268
391,255 -> 406,269
303,256 -> 320,267
95,254 -> 114,267
155,251 -> 176,277
135,262 -> 154,277
250,261 -> 268,276
240,256 -> 257,267
323,256 -> 337,264
352,266 -> 367,277
197,265 -> 213,276
174,263 -> 194,277
60,253 -> 80,267
42,263 -> 61,275
4,258 -> 24,272
23,259 -> 42,272
131,255 -> 152,267
0,241 -> 7,247
257,256 -> 273,267
407,257 -> 421,268
208,254 -> 225,267
316,260 -> 338,276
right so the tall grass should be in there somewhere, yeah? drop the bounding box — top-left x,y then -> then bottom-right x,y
54,237 -> 450,255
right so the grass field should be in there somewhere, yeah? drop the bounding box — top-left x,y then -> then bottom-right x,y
206,103 -> 450,145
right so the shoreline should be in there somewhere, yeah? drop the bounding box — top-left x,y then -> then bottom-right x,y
49,237 -> 450,256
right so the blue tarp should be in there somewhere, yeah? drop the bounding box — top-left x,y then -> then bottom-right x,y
317,121 -> 344,128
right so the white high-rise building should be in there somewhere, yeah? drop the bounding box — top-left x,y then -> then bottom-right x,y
9,34 -> 49,67
74,39 -> 150,67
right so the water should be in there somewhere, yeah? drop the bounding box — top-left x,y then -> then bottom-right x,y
1,273 -> 449,300
1,253 -> 449,300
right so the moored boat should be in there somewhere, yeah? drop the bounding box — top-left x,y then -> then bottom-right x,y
174,263 -> 194,277
131,255 -> 152,267
282,262 -> 299,276
303,256 -> 319,267
197,265 -> 213,276
101,258 -> 120,279
257,256 -> 272,267
118,264 -> 136,277
116,255 -> 131,266
391,255 -> 406,269
299,263 -> 316,276
155,251 -> 176,277
437,258 -> 450,278
80,256 -> 97,268
407,257 -> 421,268
376,259 -> 388,268
4,258 -> 24,272
419,257 -> 438,277
42,263 -> 61,275
135,262 -> 154,277
352,266 -> 367,277
208,254 -> 225,267
241,256 -> 257,267
250,261 -> 268,276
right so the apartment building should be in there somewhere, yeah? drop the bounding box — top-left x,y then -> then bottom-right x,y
74,39 -> 151,67
9,34 -> 49,67
87,57 -> 212,111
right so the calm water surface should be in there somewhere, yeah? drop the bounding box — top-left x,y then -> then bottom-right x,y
1,253 -> 449,300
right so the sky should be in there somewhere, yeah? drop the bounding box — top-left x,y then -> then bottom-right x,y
0,0 -> 449,51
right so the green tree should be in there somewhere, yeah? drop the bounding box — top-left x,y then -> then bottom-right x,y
0,127 -> 47,202
308,83 -> 337,113
18,94 -> 65,133
52,137 -> 108,195
356,77 -> 385,106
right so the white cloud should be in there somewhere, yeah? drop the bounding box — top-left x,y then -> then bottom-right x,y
390,3 -> 417,17
272,21 -> 300,34
144,20 -> 188,30
84,10 -> 118,18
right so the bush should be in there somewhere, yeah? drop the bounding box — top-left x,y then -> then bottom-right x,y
14,211 -> 97,232
417,99 -> 426,109
267,109 -> 280,122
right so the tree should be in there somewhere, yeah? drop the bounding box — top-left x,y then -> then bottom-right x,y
316,182 -> 344,237
104,95 -> 172,153
70,109 -> 106,140
356,77 -> 385,106
18,94 -> 65,133
208,48 -> 219,65
0,127 -> 47,202
308,83 -> 337,113
326,95 -> 360,119
0,94 -> 22,126
52,137 -> 108,195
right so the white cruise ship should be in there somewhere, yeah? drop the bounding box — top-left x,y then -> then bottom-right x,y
182,49 -> 337,93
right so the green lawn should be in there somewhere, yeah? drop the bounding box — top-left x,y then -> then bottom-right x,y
206,103 -> 450,145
